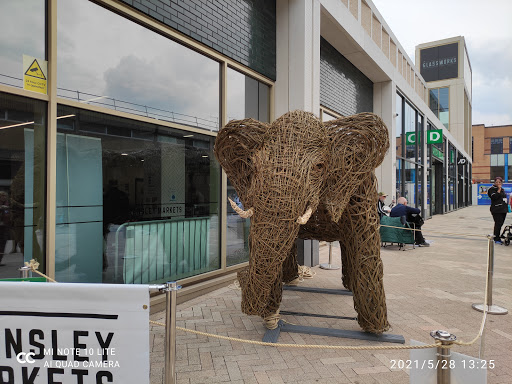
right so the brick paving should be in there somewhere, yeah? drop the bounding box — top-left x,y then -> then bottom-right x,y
150,205 -> 512,383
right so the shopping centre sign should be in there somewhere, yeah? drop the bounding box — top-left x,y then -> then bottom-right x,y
0,282 -> 149,383
420,42 -> 459,82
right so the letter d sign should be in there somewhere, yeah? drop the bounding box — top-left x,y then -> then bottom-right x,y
427,130 -> 442,144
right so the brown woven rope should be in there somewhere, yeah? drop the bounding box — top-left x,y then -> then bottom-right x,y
214,111 -> 390,334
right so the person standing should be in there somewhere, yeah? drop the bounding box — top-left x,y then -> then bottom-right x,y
488,176 -> 508,245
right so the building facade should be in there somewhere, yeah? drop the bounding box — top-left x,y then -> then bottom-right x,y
472,124 -> 512,183
0,0 -> 472,295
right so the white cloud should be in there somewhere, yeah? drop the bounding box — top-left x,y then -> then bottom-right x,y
372,0 -> 512,127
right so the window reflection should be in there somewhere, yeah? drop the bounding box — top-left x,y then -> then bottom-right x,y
0,92 -> 46,278
57,0 -> 220,130
0,0 -> 46,88
429,87 -> 449,130
404,103 -> 416,161
396,93 -> 403,156
227,68 -> 270,123
226,179 -> 249,267
55,105 -> 220,283
225,68 -> 269,265
404,160 -> 417,208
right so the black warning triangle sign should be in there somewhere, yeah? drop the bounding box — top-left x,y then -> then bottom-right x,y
24,59 -> 46,80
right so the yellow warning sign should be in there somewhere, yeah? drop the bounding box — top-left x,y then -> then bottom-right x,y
23,55 -> 47,94
25,59 -> 46,80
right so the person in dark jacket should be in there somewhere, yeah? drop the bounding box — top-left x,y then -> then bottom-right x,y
390,197 -> 429,247
488,176 -> 508,245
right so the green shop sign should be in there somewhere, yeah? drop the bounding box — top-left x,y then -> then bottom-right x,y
405,130 -> 443,145
432,146 -> 444,161
405,132 -> 417,145
426,129 -> 443,144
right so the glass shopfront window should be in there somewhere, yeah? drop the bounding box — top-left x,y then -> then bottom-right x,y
396,94 -> 403,157
404,161 -> 417,207
396,158 -> 402,201
0,0 -> 46,89
225,69 -> 270,266
57,0 -> 220,130
404,102 -> 416,161
448,144 -> 456,211
396,93 -> 423,212
0,92 -> 46,278
418,114 -> 423,164
227,68 -> 270,123
55,105 -> 220,283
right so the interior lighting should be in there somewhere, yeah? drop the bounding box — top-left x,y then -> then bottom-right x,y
183,134 -> 194,138
57,114 -> 76,120
0,121 -> 34,130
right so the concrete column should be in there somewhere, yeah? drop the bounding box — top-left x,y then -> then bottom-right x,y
276,0 -> 322,265
275,0 -> 321,116
374,80 -> 396,201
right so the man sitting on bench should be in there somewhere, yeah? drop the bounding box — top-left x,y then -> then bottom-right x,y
390,197 -> 429,247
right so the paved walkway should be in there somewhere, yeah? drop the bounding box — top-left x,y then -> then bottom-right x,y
150,205 -> 512,383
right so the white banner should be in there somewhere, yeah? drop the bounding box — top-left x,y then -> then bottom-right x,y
0,282 -> 149,384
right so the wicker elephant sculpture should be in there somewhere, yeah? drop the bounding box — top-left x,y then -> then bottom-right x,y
214,110 -> 390,334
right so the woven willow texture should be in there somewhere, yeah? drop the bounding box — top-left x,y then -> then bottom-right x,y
214,111 -> 390,334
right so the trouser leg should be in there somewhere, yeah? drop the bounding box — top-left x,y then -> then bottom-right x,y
414,226 -> 425,244
492,213 -> 507,240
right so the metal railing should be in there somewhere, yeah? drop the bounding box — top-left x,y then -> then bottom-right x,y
0,74 -> 219,131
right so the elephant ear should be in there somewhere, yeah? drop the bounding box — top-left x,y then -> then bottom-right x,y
214,118 -> 269,205
324,112 -> 390,222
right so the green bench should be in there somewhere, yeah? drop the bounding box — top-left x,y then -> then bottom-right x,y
379,215 -> 415,250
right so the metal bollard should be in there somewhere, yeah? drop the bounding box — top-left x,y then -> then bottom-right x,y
19,266 -> 31,279
430,330 -> 456,384
164,281 -> 181,384
472,235 -> 508,315
320,242 -> 340,270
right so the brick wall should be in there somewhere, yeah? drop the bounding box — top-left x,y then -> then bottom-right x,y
320,37 -> 373,116
119,0 -> 276,80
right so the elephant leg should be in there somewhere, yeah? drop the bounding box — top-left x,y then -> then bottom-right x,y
337,173 -> 389,334
282,241 -> 298,283
338,240 -> 354,292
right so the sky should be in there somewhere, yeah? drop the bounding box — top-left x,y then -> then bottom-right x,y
371,0 -> 512,127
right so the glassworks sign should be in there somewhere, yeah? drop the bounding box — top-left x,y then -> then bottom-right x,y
420,42 -> 459,82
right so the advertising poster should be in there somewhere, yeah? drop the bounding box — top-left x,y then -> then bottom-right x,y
477,183 -> 512,205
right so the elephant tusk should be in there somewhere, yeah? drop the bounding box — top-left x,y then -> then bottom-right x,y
296,206 -> 313,224
228,198 -> 254,218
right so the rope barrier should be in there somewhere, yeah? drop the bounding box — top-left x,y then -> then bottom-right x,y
149,320 -> 443,350
24,259 -> 58,283
379,224 -> 488,239
23,231 -> 490,352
